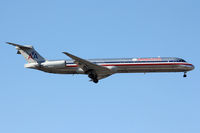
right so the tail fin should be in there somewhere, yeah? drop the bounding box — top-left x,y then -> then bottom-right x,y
6,42 -> 46,63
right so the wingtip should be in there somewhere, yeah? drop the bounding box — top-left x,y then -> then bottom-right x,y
6,42 -> 11,44
62,52 -> 70,55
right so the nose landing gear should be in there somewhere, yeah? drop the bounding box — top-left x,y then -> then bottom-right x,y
183,72 -> 187,78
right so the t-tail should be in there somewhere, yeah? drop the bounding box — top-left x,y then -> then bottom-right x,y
6,42 -> 46,63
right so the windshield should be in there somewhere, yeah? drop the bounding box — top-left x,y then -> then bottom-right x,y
178,59 -> 186,62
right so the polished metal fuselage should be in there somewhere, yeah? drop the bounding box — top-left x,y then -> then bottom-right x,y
39,57 -> 194,75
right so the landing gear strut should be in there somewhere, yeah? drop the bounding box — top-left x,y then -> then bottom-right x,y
183,72 -> 187,78
87,70 -> 99,83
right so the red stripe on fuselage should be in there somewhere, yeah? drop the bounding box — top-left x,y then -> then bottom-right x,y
66,63 -> 193,68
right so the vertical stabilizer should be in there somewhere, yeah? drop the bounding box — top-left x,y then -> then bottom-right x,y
6,42 -> 46,63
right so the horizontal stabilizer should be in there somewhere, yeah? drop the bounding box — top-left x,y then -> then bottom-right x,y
6,42 -> 32,49
17,50 -> 21,54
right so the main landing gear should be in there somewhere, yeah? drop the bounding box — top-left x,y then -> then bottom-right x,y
183,72 -> 187,78
87,70 -> 99,83
88,73 -> 99,83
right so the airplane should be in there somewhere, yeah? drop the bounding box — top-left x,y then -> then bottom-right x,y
7,42 -> 195,83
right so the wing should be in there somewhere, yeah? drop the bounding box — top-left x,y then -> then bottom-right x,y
63,52 -> 112,74
97,74 -> 112,80
89,74 -> 112,82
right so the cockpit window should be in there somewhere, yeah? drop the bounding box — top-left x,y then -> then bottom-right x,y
178,59 -> 186,62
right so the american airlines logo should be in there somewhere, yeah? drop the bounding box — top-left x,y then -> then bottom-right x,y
28,51 -> 38,60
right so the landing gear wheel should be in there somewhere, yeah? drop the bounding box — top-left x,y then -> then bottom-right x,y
183,72 -> 187,78
93,78 -> 99,83
88,74 -> 94,79
88,72 -> 98,83
88,73 -> 97,79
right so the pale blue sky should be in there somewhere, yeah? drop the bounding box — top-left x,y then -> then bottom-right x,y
0,0 -> 200,133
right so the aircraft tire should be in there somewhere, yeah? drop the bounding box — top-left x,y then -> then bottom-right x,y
88,73 -> 97,79
183,72 -> 187,78
93,78 -> 99,83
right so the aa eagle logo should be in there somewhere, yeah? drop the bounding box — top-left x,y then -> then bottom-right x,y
28,51 -> 38,60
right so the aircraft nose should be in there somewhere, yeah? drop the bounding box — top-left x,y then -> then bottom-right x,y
187,64 -> 195,71
191,64 -> 195,70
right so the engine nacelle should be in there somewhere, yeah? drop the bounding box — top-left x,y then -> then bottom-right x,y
41,60 -> 66,68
